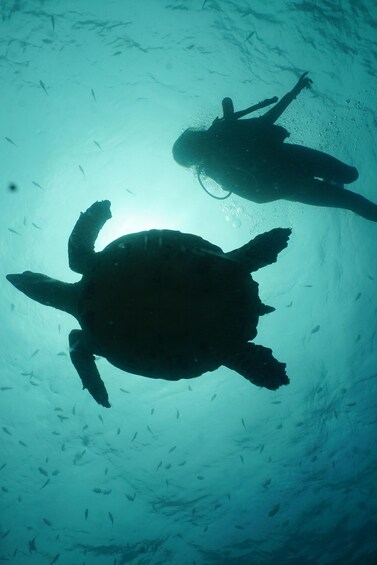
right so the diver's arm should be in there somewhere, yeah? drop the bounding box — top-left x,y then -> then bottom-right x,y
261,72 -> 312,124
221,96 -> 278,121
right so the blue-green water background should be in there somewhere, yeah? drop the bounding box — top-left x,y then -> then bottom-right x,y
1,1 -> 376,563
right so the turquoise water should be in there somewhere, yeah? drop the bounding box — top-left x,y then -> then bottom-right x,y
1,1 -> 376,563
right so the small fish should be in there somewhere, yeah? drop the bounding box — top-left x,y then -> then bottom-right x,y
51,470 -> 59,476
271,400 -> 281,405
120,388 -> 130,393
2,427 -> 11,436
117,428 -> 120,435
188,385 -> 192,391
354,292 -> 361,301
28,536 -> 37,553
32,223 -> 42,230
259,444 -> 265,453
50,554 -> 60,565
177,460 -> 186,466
210,394 -> 217,401
102,488 -> 112,495
0,387 -> 12,391
98,415 -> 104,424
214,503 -> 222,510
8,228 -> 21,235
126,493 -> 135,501
168,445 -> 176,453
82,425 -> 88,431
126,188 -> 135,195
51,15 -> 55,30
30,349 -> 40,358
241,418 -> 246,430
197,475 -> 205,480
91,88 -> 96,101
131,432 -> 137,442
108,511 -> 114,525
85,508 -> 88,520
72,406 -> 76,415
150,408 -> 154,415
43,518 -> 52,526
57,415 -> 68,422
79,165 -> 85,176
93,488 -> 102,494
146,425 -> 153,435
235,524 -> 244,530
165,463 -> 172,470
32,181 -> 43,189
39,80 -> 49,95
94,140 -> 102,151
156,460 -> 162,471
41,478 -> 50,489
268,503 -> 280,517
245,31 -> 255,42
286,301 -> 293,308
19,440 -> 27,447
311,325 -> 320,334
176,409 -> 180,419
104,468 -> 108,475
263,478 -> 271,488
240,455 -> 244,464
5,136 -> 17,146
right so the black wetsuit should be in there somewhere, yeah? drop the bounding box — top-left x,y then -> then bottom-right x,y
203,115 -> 377,222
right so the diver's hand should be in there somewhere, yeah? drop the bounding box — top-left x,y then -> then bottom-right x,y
292,72 -> 312,96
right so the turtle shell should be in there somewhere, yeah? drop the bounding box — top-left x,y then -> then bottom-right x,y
77,230 -> 262,380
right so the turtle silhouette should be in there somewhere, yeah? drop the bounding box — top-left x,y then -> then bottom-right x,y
7,200 -> 291,407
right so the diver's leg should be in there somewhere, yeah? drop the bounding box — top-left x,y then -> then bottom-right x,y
280,144 -> 358,184
287,179 -> 377,222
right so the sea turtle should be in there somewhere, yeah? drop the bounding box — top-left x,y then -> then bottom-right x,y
7,200 -> 291,408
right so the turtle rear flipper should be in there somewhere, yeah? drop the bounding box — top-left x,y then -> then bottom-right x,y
224,343 -> 289,390
69,330 -> 111,407
226,228 -> 291,272
68,200 -> 112,274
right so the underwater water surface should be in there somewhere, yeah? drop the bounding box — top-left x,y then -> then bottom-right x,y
1,1 -> 377,564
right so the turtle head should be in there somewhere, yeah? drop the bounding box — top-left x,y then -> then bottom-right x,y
7,271 -> 79,316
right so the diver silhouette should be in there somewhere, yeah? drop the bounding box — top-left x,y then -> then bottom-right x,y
173,73 -> 377,222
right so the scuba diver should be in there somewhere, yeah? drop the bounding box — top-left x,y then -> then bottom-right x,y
173,73 -> 377,222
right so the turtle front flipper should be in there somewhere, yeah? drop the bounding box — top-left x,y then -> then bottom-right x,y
69,330 -> 111,407
224,343 -> 289,390
226,228 -> 291,272
68,200 -> 112,274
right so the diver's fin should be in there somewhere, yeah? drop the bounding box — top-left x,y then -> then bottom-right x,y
68,200 -> 112,275
224,342 -> 289,390
69,330 -> 110,407
226,228 -> 291,272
